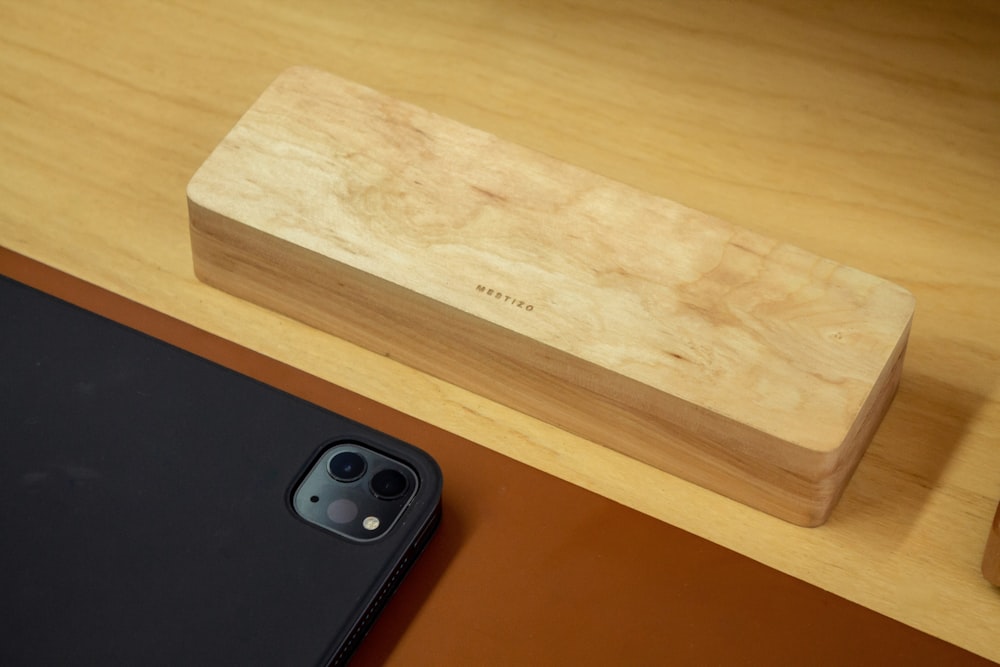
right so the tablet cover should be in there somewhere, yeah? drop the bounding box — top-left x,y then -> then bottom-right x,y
0,276 -> 441,666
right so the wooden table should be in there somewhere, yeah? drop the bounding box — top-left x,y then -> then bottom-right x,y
2,1 -> 998,661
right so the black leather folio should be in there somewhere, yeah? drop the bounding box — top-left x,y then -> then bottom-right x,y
0,276 -> 442,666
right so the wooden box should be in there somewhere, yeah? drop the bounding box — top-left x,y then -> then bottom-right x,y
188,67 -> 915,526
985,501 -> 1000,586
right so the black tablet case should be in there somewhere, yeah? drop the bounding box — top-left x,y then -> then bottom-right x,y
0,276 -> 442,666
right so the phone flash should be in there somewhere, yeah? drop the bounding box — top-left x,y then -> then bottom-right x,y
362,516 -> 380,531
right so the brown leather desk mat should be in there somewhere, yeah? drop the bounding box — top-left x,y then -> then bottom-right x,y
2,248 -> 989,666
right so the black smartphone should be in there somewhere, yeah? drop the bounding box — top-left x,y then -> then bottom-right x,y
0,276 -> 443,666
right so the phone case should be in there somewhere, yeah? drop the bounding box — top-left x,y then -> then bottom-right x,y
0,276 -> 442,666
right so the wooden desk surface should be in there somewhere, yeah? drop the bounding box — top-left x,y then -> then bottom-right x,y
2,0 -> 998,660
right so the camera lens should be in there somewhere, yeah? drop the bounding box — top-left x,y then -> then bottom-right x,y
328,451 -> 367,482
370,469 -> 408,500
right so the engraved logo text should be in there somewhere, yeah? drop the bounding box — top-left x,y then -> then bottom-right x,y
475,285 -> 534,311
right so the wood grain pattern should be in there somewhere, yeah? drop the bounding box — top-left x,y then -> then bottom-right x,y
2,0 -> 998,660
189,67 -> 914,526
985,501 -> 1000,586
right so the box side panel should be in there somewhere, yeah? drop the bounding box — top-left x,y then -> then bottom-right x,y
190,202 -> 859,525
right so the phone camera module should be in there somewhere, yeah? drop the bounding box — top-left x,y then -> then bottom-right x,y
370,469 -> 408,500
328,451 -> 367,482
296,442 -> 419,542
